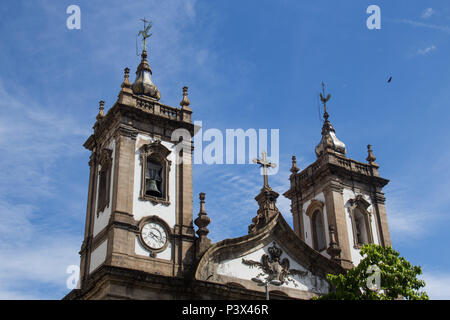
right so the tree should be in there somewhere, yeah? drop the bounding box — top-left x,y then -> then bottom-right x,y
318,244 -> 428,300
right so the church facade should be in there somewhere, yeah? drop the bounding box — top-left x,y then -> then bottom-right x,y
64,45 -> 391,300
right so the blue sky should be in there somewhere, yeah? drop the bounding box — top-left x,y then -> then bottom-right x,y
0,0 -> 449,299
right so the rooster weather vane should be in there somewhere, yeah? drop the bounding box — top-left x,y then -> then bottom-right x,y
242,242 -> 308,288
138,18 -> 153,52
319,81 -> 331,120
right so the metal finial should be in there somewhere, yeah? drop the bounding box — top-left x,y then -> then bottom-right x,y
319,82 -> 331,121
138,18 -> 152,53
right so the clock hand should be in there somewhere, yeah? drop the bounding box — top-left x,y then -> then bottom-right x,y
150,231 -> 160,239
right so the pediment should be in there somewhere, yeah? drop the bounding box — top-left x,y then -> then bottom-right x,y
194,213 -> 344,299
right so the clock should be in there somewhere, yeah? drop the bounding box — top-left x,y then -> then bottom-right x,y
141,221 -> 168,251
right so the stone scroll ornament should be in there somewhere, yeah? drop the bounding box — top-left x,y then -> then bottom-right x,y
242,242 -> 308,287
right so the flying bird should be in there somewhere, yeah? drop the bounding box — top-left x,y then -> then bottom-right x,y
387,76 -> 392,83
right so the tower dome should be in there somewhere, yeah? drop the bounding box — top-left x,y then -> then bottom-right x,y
132,50 -> 161,100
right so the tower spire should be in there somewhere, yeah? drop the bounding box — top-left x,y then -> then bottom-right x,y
132,19 -> 161,100
315,82 -> 346,158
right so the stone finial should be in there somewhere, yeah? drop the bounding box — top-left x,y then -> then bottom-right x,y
326,224 -> 341,260
366,144 -> 377,164
290,155 -> 299,174
180,86 -> 191,108
121,67 -> 131,89
96,100 -> 105,120
194,192 -> 211,238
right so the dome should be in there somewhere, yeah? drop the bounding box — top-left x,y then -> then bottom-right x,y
132,50 -> 161,100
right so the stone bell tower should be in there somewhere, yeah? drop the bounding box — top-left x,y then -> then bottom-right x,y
74,36 -> 198,298
284,86 -> 391,269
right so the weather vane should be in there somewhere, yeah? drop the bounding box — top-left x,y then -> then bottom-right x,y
138,17 -> 153,52
319,81 -> 331,121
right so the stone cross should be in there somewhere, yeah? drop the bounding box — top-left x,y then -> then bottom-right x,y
253,151 -> 277,189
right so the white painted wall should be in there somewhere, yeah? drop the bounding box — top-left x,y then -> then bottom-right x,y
216,240 -> 329,294
93,139 -> 116,237
132,134 -> 177,229
134,236 -> 172,260
89,239 -> 108,274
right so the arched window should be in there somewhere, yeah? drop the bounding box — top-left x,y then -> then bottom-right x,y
349,195 -> 374,248
145,158 -> 164,198
97,148 -> 112,215
306,200 -> 327,252
139,140 -> 171,205
312,210 -> 326,251
354,209 -> 369,245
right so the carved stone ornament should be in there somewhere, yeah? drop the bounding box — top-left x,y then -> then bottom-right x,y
139,140 -> 172,205
242,242 -> 308,287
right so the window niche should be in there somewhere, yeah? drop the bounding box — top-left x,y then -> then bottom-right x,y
97,148 -> 113,215
348,195 -> 374,248
139,140 -> 171,205
306,200 -> 327,252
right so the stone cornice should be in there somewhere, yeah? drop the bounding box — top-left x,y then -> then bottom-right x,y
284,151 -> 389,197
83,95 -> 195,151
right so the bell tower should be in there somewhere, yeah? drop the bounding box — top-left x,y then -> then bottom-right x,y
284,85 -> 391,269
77,36 -> 196,295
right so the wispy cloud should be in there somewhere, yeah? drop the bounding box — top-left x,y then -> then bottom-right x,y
193,153 -> 298,242
0,78 -> 87,299
385,180 -> 448,244
417,45 -> 437,55
395,19 -> 450,34
421,8 -> 435,19
0,81 -> 88,198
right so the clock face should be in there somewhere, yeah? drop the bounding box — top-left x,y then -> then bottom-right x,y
141,222 -> 168,250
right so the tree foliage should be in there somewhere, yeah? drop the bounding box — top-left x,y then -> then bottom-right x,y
318,244 -> 428,300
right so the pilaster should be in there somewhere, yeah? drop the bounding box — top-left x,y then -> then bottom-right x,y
323,182 -> 353,270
